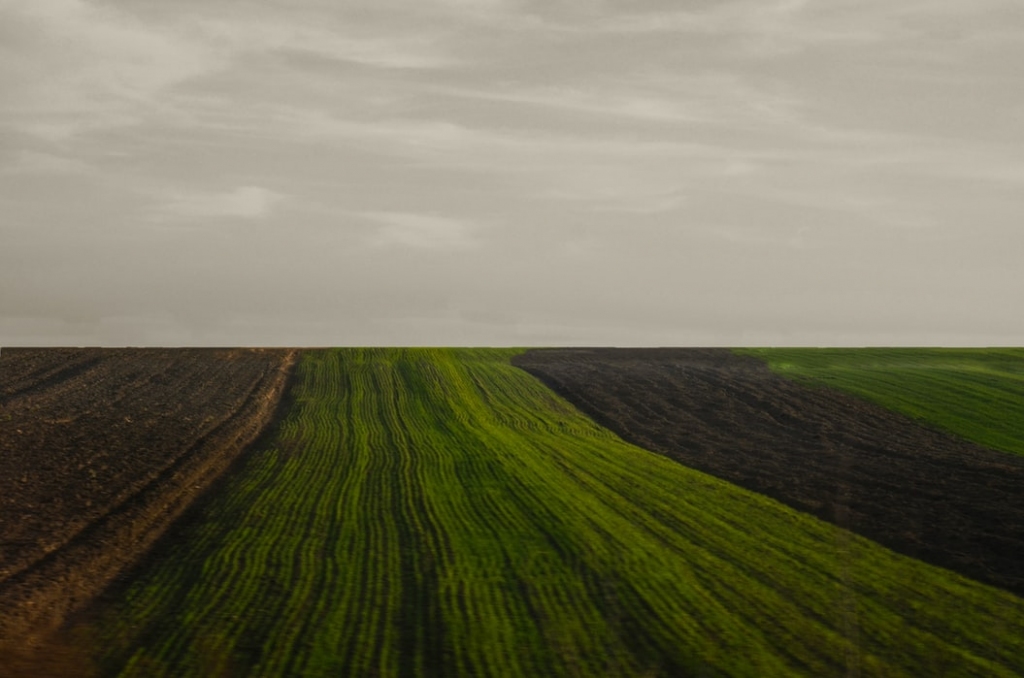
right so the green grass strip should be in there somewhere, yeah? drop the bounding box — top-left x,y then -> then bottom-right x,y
736,348 -> 1024,457
81,348 -> 1024,677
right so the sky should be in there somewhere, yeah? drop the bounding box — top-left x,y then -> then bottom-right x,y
2,0 -> 1023,346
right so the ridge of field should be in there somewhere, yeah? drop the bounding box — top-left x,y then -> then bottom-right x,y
737,348 -> 1024,457
0,348 -> 296,651
512,348 -> 1024,598
73,349 -> 1023,677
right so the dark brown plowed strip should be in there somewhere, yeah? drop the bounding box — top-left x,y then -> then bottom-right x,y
0,348 -> 298,649
512,348 -> 1024,597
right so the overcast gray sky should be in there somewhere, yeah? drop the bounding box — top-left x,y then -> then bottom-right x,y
2,0 -> 1023,346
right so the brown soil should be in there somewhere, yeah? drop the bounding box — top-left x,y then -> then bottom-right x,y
512,348 -> 1024,597
0,347 -> 297,654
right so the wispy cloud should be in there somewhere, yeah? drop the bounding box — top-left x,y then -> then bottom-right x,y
0,0 -> 455,143
157,186 -> 284,220
2,149 -> 90,174
529,0 -> 882,50
433,69 -> 806,133
438,85 -> 702,124
0,0 -> 217,140
363,212 -> 477,250
572,0 -> 1021,57
195,16 -> 454,70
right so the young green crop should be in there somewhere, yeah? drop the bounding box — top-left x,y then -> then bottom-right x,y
80,348 -> 1024,677
737,348 -> 1024,457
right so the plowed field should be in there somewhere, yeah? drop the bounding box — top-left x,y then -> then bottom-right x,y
0,347 -> 297,648
511,348 -> 1024,597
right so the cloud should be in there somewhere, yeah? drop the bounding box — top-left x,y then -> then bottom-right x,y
195,16 -> 454,70
3,150 -> 90,174
157,186 -> 284,220
3,0 -> 1022,347
0,0 -> 465,142
363,212 -> 477,250
440,85 -> 702,124
248,105 -> 785,215
573,0 -> 1021,57
0,0 -> 217,140
435,69 -> 806,132
541,164 -> 689,214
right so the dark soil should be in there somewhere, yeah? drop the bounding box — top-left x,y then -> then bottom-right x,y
512,348 -> 1024,597
0,347 -> 297,651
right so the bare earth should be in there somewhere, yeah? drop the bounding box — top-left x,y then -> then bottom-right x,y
0,347 -> 296,651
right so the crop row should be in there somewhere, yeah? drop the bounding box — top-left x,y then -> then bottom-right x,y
80,348 -> 1024,677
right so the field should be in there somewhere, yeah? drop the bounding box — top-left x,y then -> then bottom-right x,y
739,348 -> 1024,457
34,348 -> 1023,677
513,348 -> 1024,598
0,348 -> 296,647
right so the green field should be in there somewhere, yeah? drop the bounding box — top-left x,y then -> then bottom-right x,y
79,349 -> 1024,677
738,348 -> 1024,457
